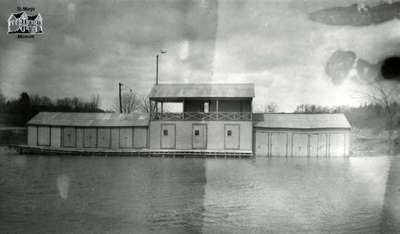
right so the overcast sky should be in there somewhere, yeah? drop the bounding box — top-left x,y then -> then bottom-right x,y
1,0 -> 399,112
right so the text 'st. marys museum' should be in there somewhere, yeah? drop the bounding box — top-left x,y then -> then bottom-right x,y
21,83 -> 351,157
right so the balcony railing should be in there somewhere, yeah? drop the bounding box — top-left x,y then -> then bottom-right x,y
151,112 -> 252,121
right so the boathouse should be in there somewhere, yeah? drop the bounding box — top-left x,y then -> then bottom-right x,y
148,83 -> 254,153
22,83 -> 353,157
253,113 -> 351,157
26,112 -> 149,149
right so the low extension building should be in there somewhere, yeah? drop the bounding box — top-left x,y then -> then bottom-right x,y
27,112 -> 149,149
253,113 -> 351,157
23,83 -> 352,157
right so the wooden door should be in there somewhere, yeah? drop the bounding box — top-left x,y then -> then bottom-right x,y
255,130 -> 268,156
133,128 -> 147,148
270,132 -> 287,157
84,128 -> 97,148
63,127 -> 76,147
317,134 -> 327,157
292,133 -> 308,157
309,134 -> 318,157
119,128 -> 133,148
329,133 -> 345,156
224,124 -> 240,150
192,124 -> 207,149
38,126 -> 50,146
97,128 -> 111,148
76,128 -> 84,148
111,128 -> 119,148
28,126 -> 37,146
161,124 -> 175,149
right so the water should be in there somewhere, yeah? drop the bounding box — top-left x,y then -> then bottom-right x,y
0,148 -> 399,233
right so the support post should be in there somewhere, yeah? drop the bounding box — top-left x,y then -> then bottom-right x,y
250,99 -> 253,120
216,99 -> 219,120
119,82 -> 122,113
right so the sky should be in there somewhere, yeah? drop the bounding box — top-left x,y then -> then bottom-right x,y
1,0 -> 399,112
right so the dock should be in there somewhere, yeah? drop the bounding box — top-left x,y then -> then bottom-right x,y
11,145 -> 253,158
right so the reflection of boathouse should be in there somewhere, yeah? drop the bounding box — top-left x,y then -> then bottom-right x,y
23,83 -> 351,157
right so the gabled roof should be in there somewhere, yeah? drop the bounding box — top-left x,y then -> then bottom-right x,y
149,83 -> 255,99
253,113 -> 351,129
27,112 -> 149,127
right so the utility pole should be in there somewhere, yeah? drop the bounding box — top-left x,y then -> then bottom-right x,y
155,50 -> 167,85
156,55 -> 159,85
119,82 -> 122,113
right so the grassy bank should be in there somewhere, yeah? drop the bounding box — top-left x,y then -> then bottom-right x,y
351,128 -> 399,156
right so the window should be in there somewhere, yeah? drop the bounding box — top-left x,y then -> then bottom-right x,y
227,130 -> 232,136
194,130 -> 200,136
204,101 -> 209,113
163,129 -> 168,136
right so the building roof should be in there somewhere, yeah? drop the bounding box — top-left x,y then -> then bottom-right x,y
253,113 -> 351,129
149,83 -> 255,99
27,112 -> 149,127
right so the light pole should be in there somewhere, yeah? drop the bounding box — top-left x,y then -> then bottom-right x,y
119,82 -> 122,113
156,50 -> 167,85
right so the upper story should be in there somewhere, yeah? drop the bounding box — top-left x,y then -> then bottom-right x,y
149,83 -> 255,121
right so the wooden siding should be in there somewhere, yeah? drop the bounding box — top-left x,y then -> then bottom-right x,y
192,124 -> 207,149
84,128 -> 97,148
37,126 -> 50,146
76,128 -> 84,148
292,133 -> 308,157
97,128 -> 111,148
50,127 -> 61,147
133,128 -> 147,148
255,130 -> 268,156
254,128 -> 350,157
111,128 -> 119,149
161,124 -> 176,149
119,128 -> 133,148
27,126 -> 37,146
63,127 -> 76,147
270,132 -> 288,157
149,121 -> 252,151
224,124 -> 240,150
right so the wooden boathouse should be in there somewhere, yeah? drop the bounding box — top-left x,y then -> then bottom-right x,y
20,82 -> 352,157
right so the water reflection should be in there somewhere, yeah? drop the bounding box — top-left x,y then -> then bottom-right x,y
57,174 -> 70,200
381,157 -> 400,233
0,151 -> 399,233
203,157 -> 391,233
0,154 -> 206,234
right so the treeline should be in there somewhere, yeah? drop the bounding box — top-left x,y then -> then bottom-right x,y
293,103 -> 400,130
0,92 -> 103,125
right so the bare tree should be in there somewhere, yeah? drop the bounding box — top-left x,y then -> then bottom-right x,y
362,80 -> 400,153
139,94 -> 156,113
264,102 -> 278,113
114,92 -> 141,113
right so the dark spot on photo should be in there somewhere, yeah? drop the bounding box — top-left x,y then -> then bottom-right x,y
381,57 -> 400,81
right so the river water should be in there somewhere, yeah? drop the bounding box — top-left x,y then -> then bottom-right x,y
0,148 -> 399,233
